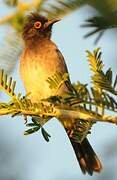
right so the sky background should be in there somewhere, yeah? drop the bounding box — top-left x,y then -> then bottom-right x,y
0,2 -> 117,180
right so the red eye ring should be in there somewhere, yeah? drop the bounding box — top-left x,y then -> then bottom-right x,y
34,21 -> 42,29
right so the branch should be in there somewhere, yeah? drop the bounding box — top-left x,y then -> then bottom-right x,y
54,108 -> 117,124
0,102 -> 117,125
0,47 -> 116,142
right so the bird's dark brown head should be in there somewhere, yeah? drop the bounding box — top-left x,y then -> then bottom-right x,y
23,12 -> 60,43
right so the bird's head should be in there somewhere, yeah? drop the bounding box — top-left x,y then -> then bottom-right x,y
23,12 -> 60,43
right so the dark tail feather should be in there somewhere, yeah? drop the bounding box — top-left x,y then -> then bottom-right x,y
70,138 -> 102,175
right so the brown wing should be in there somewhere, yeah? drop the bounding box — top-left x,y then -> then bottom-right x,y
56,49 -> 75,93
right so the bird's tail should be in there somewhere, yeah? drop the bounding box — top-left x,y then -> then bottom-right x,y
70,138 -> 102,175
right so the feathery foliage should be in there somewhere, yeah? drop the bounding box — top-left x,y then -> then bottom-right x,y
0,69 -> 16,97
87,48 -> 117,113
46,72 -> 69,94
0,49 -> 116,143
82,12 -> 117,43
44,0 -> 117,42
41,0 -> 86,18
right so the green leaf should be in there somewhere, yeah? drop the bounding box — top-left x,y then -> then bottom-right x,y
113,75 -> 117,89
91,87 -> 102,103
41,127 -> 51,142
32,116 -> 41,126
73,81 -> 89,99
86,48 -> 104,74
106,68 -> 112,84
24,127 -> 40,136
102,93 -> 117,110
0,69 -> 17,97
47,72 -> 69,93
26,123 -> 38,127
45,95 -> 62,104
87,49 -> 117,95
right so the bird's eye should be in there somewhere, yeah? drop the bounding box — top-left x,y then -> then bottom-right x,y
34,21 -> 42,29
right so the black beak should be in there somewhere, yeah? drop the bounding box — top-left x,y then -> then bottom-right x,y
44,18 -> 60,29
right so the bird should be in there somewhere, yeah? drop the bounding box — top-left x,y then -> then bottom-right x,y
20,12 -> 102,175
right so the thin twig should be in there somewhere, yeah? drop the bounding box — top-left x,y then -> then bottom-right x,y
54,108 -> 117,124
0,105 -> 117,125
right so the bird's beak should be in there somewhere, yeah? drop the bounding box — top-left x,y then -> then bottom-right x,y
44,18 -> 60,29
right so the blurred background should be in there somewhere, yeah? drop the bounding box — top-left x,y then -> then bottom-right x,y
0,0 -> 117,180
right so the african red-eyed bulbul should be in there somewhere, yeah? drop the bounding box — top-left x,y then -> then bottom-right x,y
20,12 -> 102,175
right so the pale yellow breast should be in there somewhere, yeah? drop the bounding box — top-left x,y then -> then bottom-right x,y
20,40 -> 68,102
